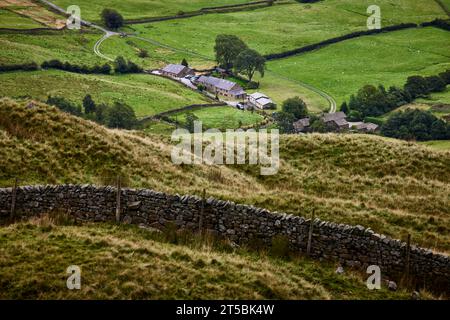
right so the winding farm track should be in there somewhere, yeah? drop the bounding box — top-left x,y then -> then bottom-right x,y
37,0 -> 338,113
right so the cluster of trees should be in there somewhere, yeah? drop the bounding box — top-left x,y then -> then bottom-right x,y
47,95 -> 137,129
40,57 -> 143,75
101,9 -> 124,29
381,109 -> 450,141
274,97 -> 308,133
342,69 -> 450,120
214,35 -> 265,82
114,56 -> 142,73
0,62 -> 39,72
42,59 -> 112,74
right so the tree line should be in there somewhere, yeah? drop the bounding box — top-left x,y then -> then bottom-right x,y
0,56 -> 142,75
341,69 -> 450,120
46,95 -> 137,129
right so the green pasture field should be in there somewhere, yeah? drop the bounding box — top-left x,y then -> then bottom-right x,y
52,0 -> 256,21
0,70 -> 209,117
419,140 -> 450,151
130,0 -> 447,58
0,9 -> 42,29
415,87 -> 450,105
267,27 -> 450,106
168,106 -> 264,129
0,31 -> 105,66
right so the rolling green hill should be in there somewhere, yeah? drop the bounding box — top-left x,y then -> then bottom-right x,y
0,70 -> 209,117
1,98 -> 449,254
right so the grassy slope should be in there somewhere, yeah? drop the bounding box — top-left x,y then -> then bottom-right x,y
0,70 -> 209,117
1,98 -> 449,254
0,218 -> 415,300
0,31 -> 104,66
52,0 -> 256,21
415,87 -> 450,105
419,140 -> 450,151
131,0 -> 446,58
268,27 -> 450,106
0,9 -> 43,29
169,106 -> 264,129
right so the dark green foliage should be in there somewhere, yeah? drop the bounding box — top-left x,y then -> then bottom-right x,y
340,102 -> 349,114
101,8 -> 124,29
281,97 -> 308,120
181,58 -> 189,67
41,60 -> 111,75
83,95 -> 96,114
0,62 -> 39,72
138,49 -> 149,58
185,112 -> 199,133
114,56 -> 143,74
214,34 -> 248,69
234,49 -> 265,82
342,70 -> 449,118
46,96 -> 82,116
381,109 -> 450,141
309,115 -> 327,133
275,111 -> 295,133
106,102 -> 137,129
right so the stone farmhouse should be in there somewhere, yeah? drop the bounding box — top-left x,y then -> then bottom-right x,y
195,75 -> 246,100
248,92 -> 276,109
322,112 -> 349,131
161,64 -> 195,78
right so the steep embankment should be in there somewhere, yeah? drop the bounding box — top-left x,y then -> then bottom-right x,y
0,98 -> 449,253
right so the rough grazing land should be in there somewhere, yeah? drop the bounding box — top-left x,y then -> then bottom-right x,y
1,185 -> 449,292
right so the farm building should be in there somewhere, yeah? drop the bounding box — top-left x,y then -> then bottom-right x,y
161,64 -> 195,78
195,76 -> 246,100
322,112 -> 349,131
354,122 -> 379,132
293,118 -> 310,133
248,92 -> 276,109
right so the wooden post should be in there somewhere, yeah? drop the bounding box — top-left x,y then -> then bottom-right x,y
10,178 -> 18,219
198,189 -> 206,233
307,210 -> 315,256
405,233 -> 411,281
115,176 -> 121,223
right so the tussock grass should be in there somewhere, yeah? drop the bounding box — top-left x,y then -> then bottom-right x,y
0,217 -> 418,300
0,98 -> 449,253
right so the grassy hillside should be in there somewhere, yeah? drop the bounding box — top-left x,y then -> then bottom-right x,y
0,9 -> 42,29
131,0 -> 447,58
0,70 -> 209,117
0,31 -> 104,66
0,216 -> 417,300
1,98 -> 449,254
420,140 -> 450,151
268,27 -> 450,105
52,0 -> 256,21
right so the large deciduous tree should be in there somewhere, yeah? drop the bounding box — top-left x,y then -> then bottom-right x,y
214,35 -> 248,70
101,8 -> 124,30
233,49 -> 265,82
281,96 -> 308,120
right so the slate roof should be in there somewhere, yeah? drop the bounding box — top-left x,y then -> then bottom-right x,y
322,112 -> 347,123
256,98 -> 274,106
333,118 -> 349,127
249,92 -> 268,100
162,64 -> 187,75
197,76 -> 240,91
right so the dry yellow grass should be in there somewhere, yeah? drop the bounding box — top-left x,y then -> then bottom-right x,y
0,98 -> 449,253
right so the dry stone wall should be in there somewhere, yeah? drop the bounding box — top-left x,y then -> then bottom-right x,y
0,184 -> 449,291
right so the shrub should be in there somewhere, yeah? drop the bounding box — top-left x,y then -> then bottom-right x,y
0,62 -> 39,72
101,8 -> 124,29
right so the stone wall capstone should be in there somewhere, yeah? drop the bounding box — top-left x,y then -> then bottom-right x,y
0,184 -> 449,292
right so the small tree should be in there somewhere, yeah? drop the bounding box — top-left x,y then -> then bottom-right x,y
106,102 -> 136,129
214,34 -> 248,70
233,48 -> 265,82
138,49 -> 149,58
82,94 -> 96,114
101,8 -> 124,30
275,111 -> 295,134
114,56 -> 128,73
185,112 -> 199,133
181,58 -> 189,67
282,97 -> 308,120
340,102 -> 349,114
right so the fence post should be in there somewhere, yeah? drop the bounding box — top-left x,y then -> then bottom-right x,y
10,178 -> 18,219
405,233 -> 411,282
198,189 -> 206,233
115,176 -> 121,223
307,210 -> 315,256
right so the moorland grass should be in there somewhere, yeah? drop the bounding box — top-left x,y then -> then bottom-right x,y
0,9 -> 43,29
0,217 -> 418,299
0,70 -> 209,117
1,98 -> 449,254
